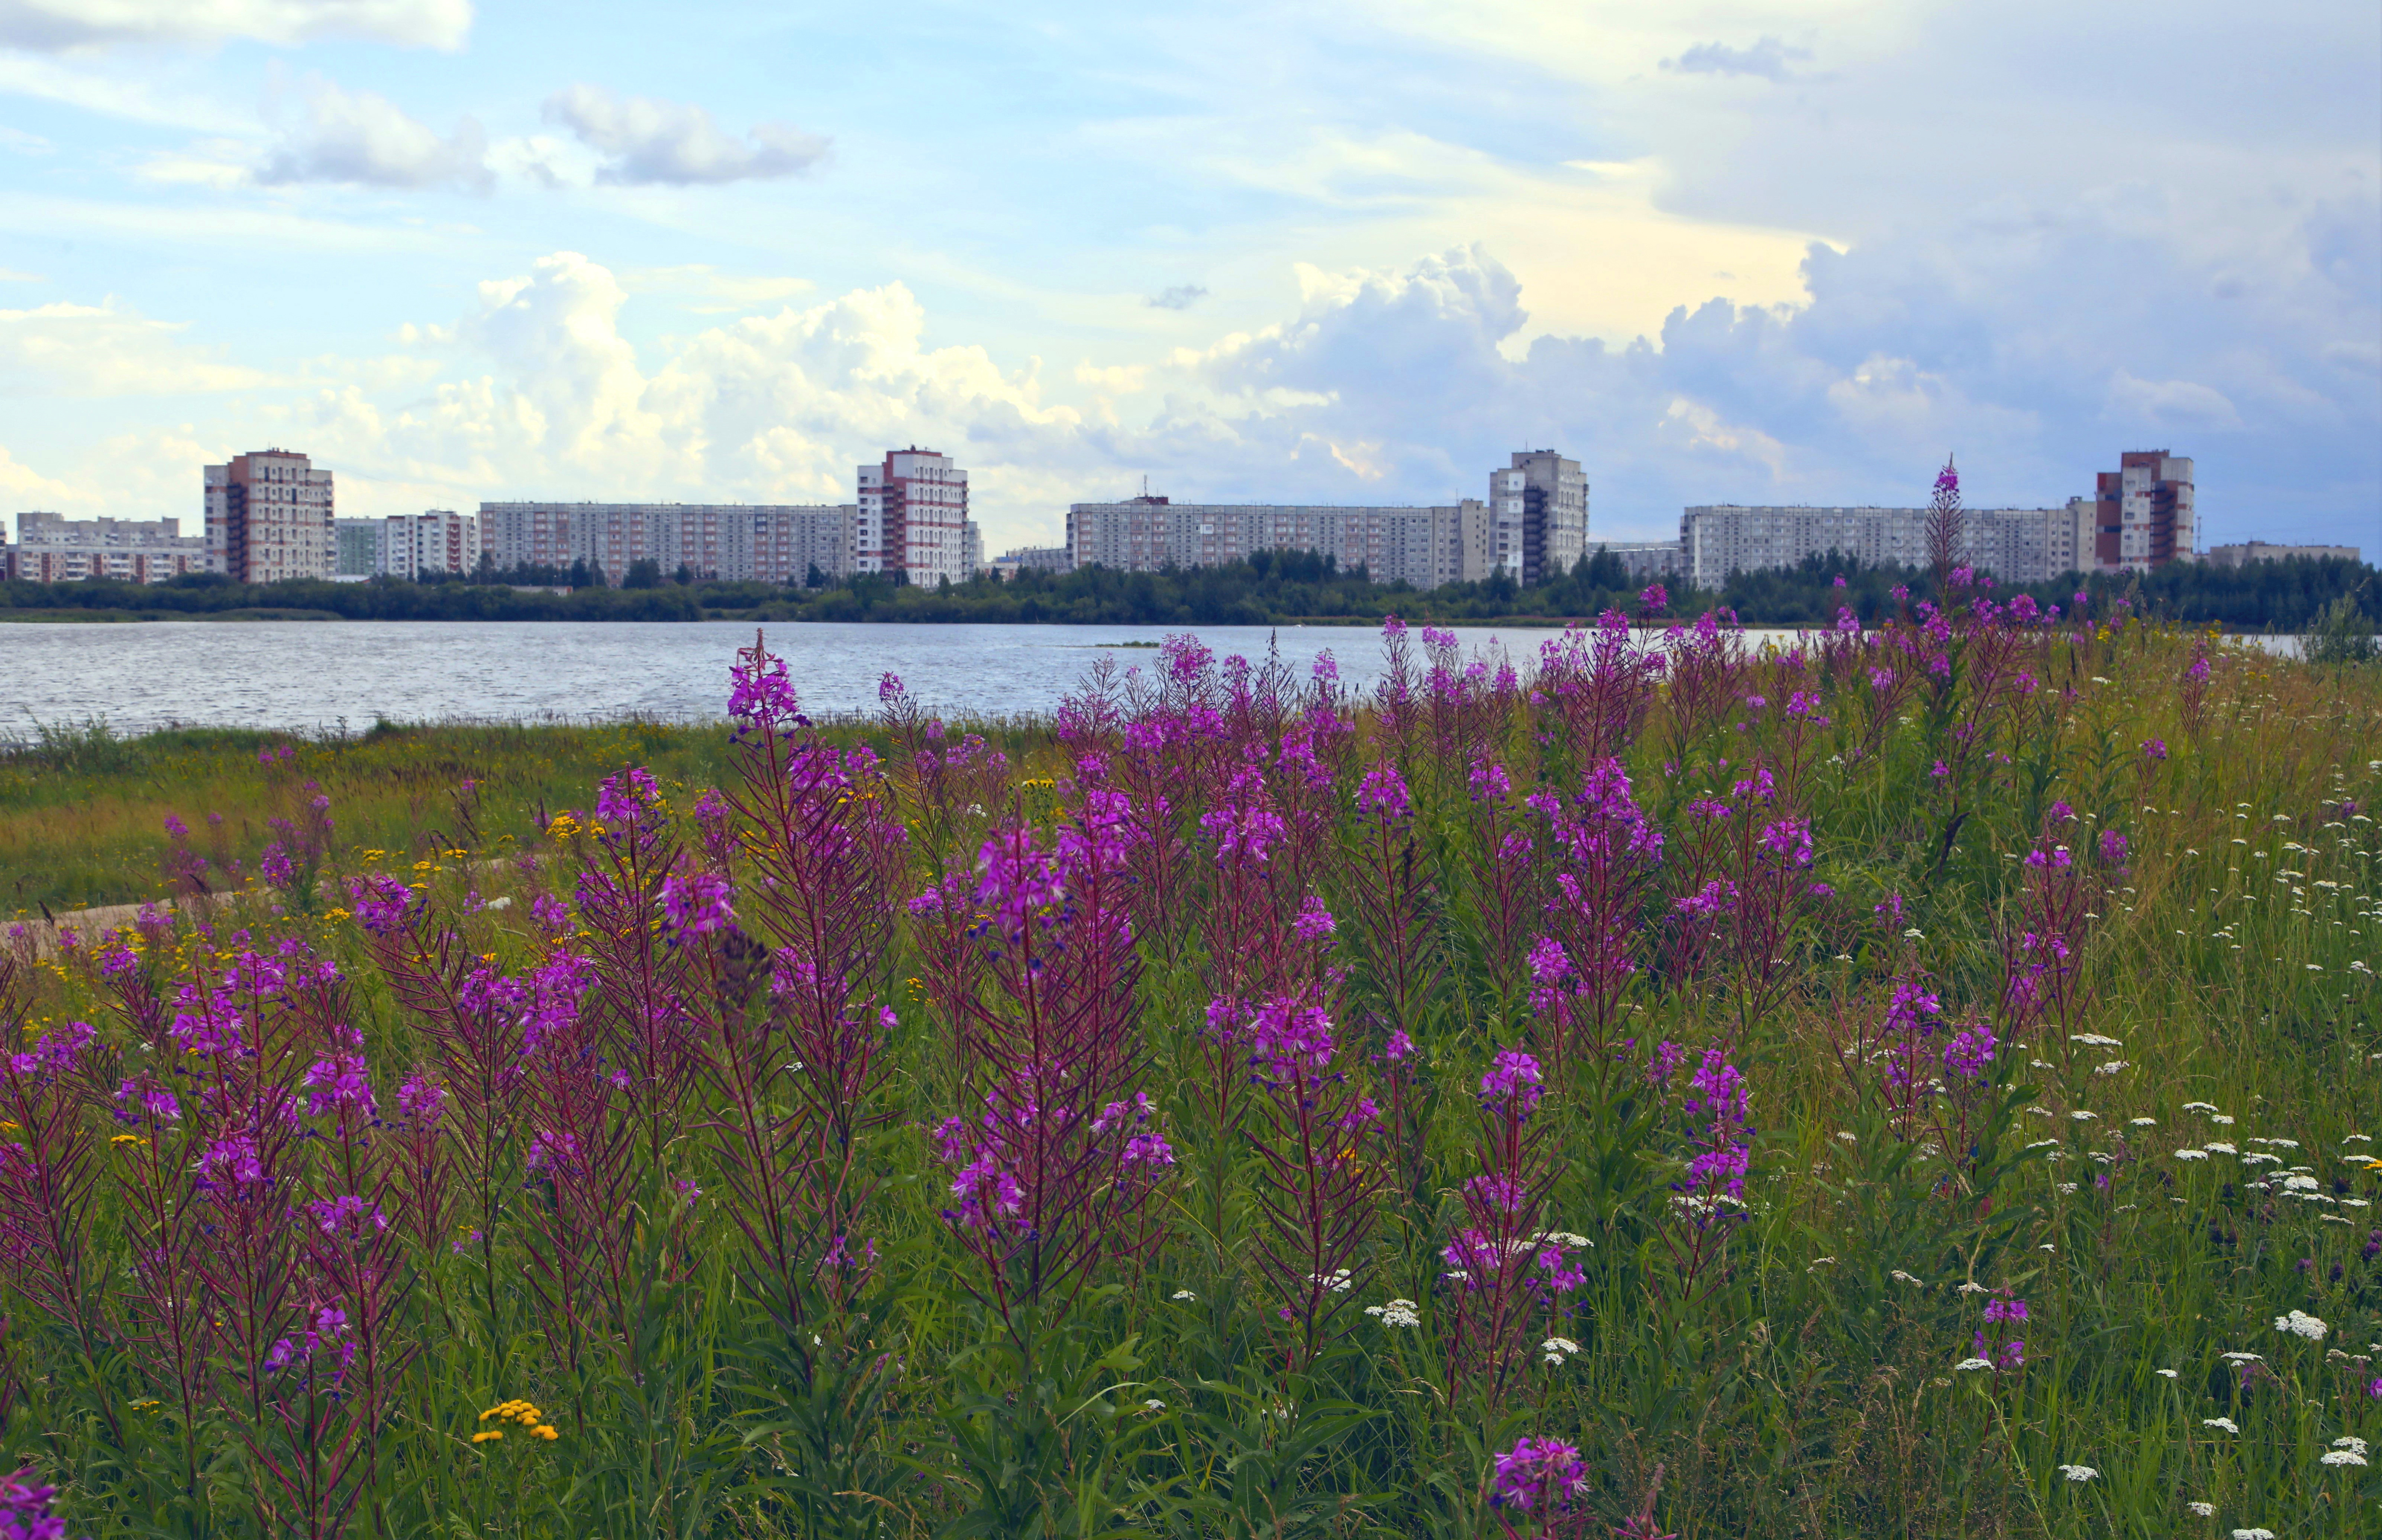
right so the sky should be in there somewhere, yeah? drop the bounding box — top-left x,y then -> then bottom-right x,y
0,0 -> 2376,556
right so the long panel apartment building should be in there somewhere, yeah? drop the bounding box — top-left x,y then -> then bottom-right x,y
478,503 -> 857,583
1065,447 -> 1588,591
6,511 -> 210,583
1065,496 -> 1489,591
1677,502 -> 2097,588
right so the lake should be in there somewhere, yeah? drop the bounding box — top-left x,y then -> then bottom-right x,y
0,619 -> 2305,740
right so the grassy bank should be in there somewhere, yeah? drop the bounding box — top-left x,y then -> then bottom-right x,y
1,606 -> 2377,1538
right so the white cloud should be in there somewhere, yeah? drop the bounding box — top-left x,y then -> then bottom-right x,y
0,0 -> 470,52
541,85 -> 830,185
0,297 -> 271,395
256,77 -> 491,191
1147,284 -> 1208,311
0,268 -> 39,282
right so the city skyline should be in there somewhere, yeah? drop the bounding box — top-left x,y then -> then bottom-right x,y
0,1 -> 2375,557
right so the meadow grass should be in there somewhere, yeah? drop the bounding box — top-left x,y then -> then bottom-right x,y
0,605 -> 2375,1539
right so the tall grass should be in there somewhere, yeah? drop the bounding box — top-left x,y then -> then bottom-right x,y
0,601 -> 2375,1539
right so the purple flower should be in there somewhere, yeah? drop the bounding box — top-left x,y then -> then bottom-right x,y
1249,994 -> 1336,1083
305,1193 -> 389,1237
1291,896 -> 1337,943
2140,738 -> 2168,761
729,649 -> 804,729
397,1073 -> 446,1128
1381,1027 -> 1414,1063
348,872 -> 416,936
1941,1025 -> 1997,1081
303,1053 -> 375,1120
975,825 -> 1066,939
1355,763 -> 1413,824
949,1157 -> 1023,1229
2097,829 -> 2128,866
1489,1436 -> 1587,1512
259,841 -> 297,889
1478,1049 -> 1543,1113
1638,582 -> 1669,614
661,869 -> 737,938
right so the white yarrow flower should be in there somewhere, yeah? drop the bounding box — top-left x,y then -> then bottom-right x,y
2319,1450 -> 2366,1466
1171,1289 -> 1198,1301
2334,1436 -> 2370,1455
2155,1368 -> 2178,1378
2187,1502 -> 2214,1517
2055,1463 -> 2098,1482
2232,1528 -> 2276,1539
2201,1417 -> 2238,1433
2273,1310 -> 2327,1340
1954,1357 -> 1995,1372
2176,1149 -> 2209,1161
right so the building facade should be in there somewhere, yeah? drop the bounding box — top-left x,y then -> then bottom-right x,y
858,448 -> 974,586
205,449 -> 335,583
380,511 -> 482,580
2204,540 -> 2362,568
1491,450 -> 1589,584
333,518 -> 384,578
1589,540 -> 1687,583
1064,495 -> 1490,590
2093,451 -> 2195,571
477,502 -> 856,583
1678,504 -> 2092,588
7,511 -> 209,583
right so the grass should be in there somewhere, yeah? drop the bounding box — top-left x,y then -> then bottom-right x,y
0,612 -> 2376,1539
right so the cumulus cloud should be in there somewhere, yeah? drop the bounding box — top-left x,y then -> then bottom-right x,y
1662,37 -> 1811,82
1147,284 -> 1208,311
0,297 -> 271,395
541,85 -> 829,185
256,77 -> 491,191
0,0 -> 470,52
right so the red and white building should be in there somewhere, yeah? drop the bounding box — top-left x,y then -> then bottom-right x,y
7,511 -> 210,583
205,449 -> 335,583
380,511 -> 481,579
858,447 -> 976,586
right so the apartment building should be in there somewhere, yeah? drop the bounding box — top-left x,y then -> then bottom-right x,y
858,447 -> 974,586
2093,451 -> 2195,571
1489,450 -> 1589,584
478,502 -> 856,583
380,511 -> 481,580
2204,540 -> 2362,568
333,518 -> 384,578
204,449 -> 335,583
1589,540 -> 1688,584
1064,495 -> 1491,590
1678,504 -> 2091,588
7,511 -> 210,583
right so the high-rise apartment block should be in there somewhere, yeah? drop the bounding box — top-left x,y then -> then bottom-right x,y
1489,450 -> 1589,584
477,503 -> 856,583
858,447 -> 975,586
379,511 -> 482,580
1677,504 -> 2094,588
6,511 -> 209,583
333,518 -> 384,578
1064,496 -> 1490,590
204,449 -> 334,583
2093,451 -> 2195,570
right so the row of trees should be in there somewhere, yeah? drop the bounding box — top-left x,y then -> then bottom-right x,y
1,550 -> 2368,629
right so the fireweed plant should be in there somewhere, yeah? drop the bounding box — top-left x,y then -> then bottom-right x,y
0,589 -> 2376,1539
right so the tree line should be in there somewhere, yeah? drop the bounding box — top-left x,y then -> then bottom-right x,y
1,549 -> 2368,630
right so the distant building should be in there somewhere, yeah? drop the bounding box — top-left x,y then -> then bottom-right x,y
1064,495 -> 1488,590
1678,504 -> 2091,588
2203,540 -> 2362,568
381,511 -> 481,579
1589,540 -> 1687,583
2093,451 -> 2195,571
7,511 -> 209,583
477,503 -> 856,583
1490,450 -> 1589,585
205,449 -> 334,583
333,518 -> 384,578
858,447 -> 976,587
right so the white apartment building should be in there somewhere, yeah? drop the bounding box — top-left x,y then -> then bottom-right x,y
380,511 -> 481,580
205,449 -> 334,583
1589,540 -> 1688,584
477,503 -> 856,583
7,511 -> 210,583
1064,496 -> 1490,590
858,447 -> 974,586
1678,504 -> 2094,588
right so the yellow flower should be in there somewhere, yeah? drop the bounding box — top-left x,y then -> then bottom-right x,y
109,1134 -> 143,1147
530,1424 -> 559,1440
547,815 -> 580,840
471,1430 -> 503,1444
